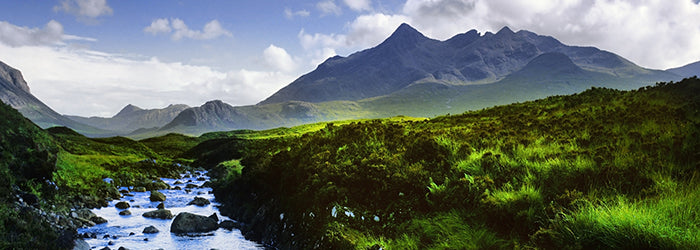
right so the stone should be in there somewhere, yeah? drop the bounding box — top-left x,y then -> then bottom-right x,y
143,225 -> 159,234
133,187 -> 146,192
172,186 -> 182,190
115,201 -> 130,209
196,177 -> 206,181
91,216 -> 108,224
119,210 -> 131,216
187,197 -> 210,206
142,209 -> 174,219
157,202 -> 165,209
185,184 -> 198,189
173,181 -> 183,185
170,212 -> 219,234
149,191 -> 166,202
219,220 -> 239,230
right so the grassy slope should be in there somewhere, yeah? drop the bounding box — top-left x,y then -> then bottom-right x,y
208,77 -> 699,249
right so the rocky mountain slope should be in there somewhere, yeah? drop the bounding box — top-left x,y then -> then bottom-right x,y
0,61 -> 108,137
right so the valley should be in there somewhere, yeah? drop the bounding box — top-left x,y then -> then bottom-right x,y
0,21 -> 698,249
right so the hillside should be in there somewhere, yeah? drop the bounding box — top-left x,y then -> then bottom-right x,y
205,77 -> 700,249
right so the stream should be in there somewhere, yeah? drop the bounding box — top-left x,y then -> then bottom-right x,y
77,170 -> 262,249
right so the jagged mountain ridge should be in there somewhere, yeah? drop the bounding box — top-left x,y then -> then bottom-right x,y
66,103 -> 190,133
260,23 -> 672,105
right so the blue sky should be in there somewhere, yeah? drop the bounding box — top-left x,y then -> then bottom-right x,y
1,0 -> 699,117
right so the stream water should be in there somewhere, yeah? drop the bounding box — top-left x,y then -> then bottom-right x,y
77,171 -> 262,249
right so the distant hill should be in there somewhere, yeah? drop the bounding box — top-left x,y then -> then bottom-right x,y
0,60 -> 110,137
260,23 -> 676,105
66,103 -> 190,134
667,60 -> 700,78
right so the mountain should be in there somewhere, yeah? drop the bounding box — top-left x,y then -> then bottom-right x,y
0,60 -> 109,136
156,24 -> 686,136
153,100 -> 367,136
667,60 -> 700,78
66,103 -> 190,134
260,23 -> 676,105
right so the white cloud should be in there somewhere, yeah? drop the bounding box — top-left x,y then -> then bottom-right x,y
317,0 -> 342,16
54,0 -> 113,18
344,0 -> 373,11
0,44 -> 294,117
263,44 -> 297,72
285,8 -> 311,19
0,20 -> 65,47
298,0 -> 700,69
144,18 -> 171,34
144,18 -> 232,40
400,0 -> 700,69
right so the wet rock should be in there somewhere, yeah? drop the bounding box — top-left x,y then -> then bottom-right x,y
157,202 -> 165,209
129,232 -> 135,236
145,181 -> 169,191
196,177 -> 206,181
172,186 -> 182,190
170,212 -> 219,233
142,209 -> 174,219
133,187 -> 146,192
149,191 -> 166,202
108,240 -> 115,245
119,210 -> 131,216
115,201 -> 130,209
188,197 -> 210,206
143,225 -> 159,234
100,247 -> 111,250
185,183 -> 198,189
118,247 -> 129,250
219,220 -> 240,230
91,216 -> 108,224
200,181 -> 212,188
173,181 -> 183,185
119,189 -> 130,194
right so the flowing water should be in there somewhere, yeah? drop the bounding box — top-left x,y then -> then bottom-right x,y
77,171 -> 262,249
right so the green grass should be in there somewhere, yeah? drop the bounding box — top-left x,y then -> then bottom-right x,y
209,78 -> 700,249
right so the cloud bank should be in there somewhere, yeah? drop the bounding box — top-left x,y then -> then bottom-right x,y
54,0 -> 113,18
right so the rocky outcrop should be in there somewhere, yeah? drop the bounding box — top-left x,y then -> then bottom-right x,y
72,208 -> 107,226
170,212 -> 219,233
142,209 -> 174,219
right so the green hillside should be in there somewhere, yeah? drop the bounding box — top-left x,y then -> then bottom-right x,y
206,77 -> 699,249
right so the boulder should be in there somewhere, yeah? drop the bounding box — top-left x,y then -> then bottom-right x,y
143,225 -> 159,234
187,197 -> 210,206
149,191 -> 166,202
173,181 -> 183,185
72,238 -> 90,250
115,201 -> 130,209
185,184 -> 198,189
119,210 -> 131,216
142,209 -> 174,219
219,220 -> 240,230
157,202 -> 165,209
133,187 -> 146,192
170,212 -> 219,233
91,216 -> 108,224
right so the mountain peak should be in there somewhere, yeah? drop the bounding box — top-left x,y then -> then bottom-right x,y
114,104 -> 143,117
0,60 -> 31,93
380,23 -> 428,47
497,26 -> 514,35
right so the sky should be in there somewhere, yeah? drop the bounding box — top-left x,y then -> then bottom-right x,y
0,0 -> 699,117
